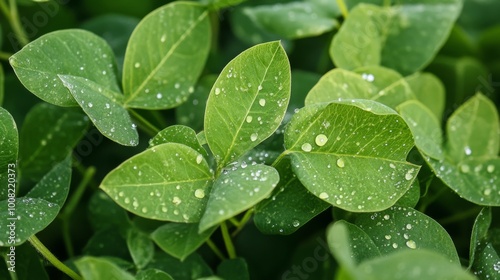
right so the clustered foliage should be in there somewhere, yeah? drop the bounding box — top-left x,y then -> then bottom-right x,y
0,0 -> 499,279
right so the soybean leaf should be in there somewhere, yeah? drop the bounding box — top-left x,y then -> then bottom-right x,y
136,269 -> 173,280
176,75 -> 216,132
330,1 -> 462,75
11,244 -> 49,280
199,0 -> 246,10
469,208 -> 492,269
394,180 -> 420,208
9,29 -> 120,106
146,252 -> 212,280
230,7 -> 283,46
0,108 -> 18,201
199,164 -> 279,232
151,223 -> 217,260
83,228 -> 129,259
356,250 -> 475,280
241,1 -> 339,39
217,258 -> 250,280
58,75 -> 138,146
100,143 -> 213,223
397,100 -> 444,160
472,243 -> 500,279
205,41 -> 291,169
0,157 -> 71,246
0,64 -> 4,106
88,191 -> 131,232
122,2 -> 211,109
445,93 -> 499,163
19,103 -> 88,181
344,0 -> 384,9
285,100 -> 419,212
127,227 -> 154,269
149,125 -> 208,158
75,257 -> 135,280
354,206 -> 460,264
254,157 -> 330,235
405,72 -> 445,120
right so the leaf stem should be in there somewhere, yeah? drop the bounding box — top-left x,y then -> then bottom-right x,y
232,208 -> 253,237
438,207 -> 481,226
6,0 -> 29,46
128,109 -> 160,137
336,0 -> 349,19
59,165 -> 95,257
206,239 -> 226,261
0,51 -> 13,61
28,236 -> 83,280
383,0 -> 391,7
220,222 -> 236,259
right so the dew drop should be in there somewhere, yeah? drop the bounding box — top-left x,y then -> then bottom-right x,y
172,197 -> 182,205
336,158 -> 345,168
246,116 -> 253,123
487,165 -> 495,173
383,214 -> 390,220
88,103 -> 93,108
156,93 -> 162,99
292,220 -> 300,227
160,34 -> 166,42
389,163 -> 396,169
196,154 -> 203,164
161,206 -> 168,212
301,143 -> 312,152
406,240 -> 417,249
406,224 -> 412,230
464,146 -> 472,155
392,243 -> 398,248
134,62 -> 141,68
319,192 -> 329,199
259,99 -> 266,106
315,134 -> 328,147
484,188 -> 492,196
141,207 -> 148,213
385,235 -> 391,240
194,189 -> 205,199
258,85 -> 263,91
174,82 -> 180,89
215,88 -> 221,95
460,164 -> 470,173
405,172 -> 414,180
250,133 -> 258,142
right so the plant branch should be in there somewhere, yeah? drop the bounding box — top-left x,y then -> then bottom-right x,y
7,0 -> 29,46
232,209 -> 253,237
220,222 -> 236,259
336,0 -> 349,19
206,239 -> 226,261
0,51 -> 13,61
128,109 -> 160,137
438,207 -> 481,226
29,236 -> 82,280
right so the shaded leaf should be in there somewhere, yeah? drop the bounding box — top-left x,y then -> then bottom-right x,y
127,227 -> 154,269
122,2 -> 211,109
217,258 -> 250,280
205,41 -> 291,169
136,269 -> 174,280
75,256 -> 135,280
149,125 -> 208,158
472,242 -> 500,280
145,252 -> 212,280
88,191 -> 131,232
176,75 -> 216,132
405,72 -> 445,121
100,143 -> 213,222
0,107 -> 18,201
9,29 -> 120,106
0,64 -> 4,106
285,100 -> 419,212
469,208 -> 492,269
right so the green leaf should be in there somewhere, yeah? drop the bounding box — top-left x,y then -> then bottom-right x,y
217,258 -> 250,280
469,208 -> 492,269
75,256 -> 135,280
146,252 -> 212,280
229,7 -> 284,46
0,64 -> 4,106
100,143 -> 213,222
472,242 -> 500,279
330,1 -> 462,75
205,41 -> 291,169
395,180 -> 420,208
254,157 -> 330,235
199,164 -> 279,232
127,227 -> 154,269
397,100 -> 444,160
285,100 -> 419,212
88,191 -> 131,232
10,243 -> 49,280
151,223 -> 217,260
445,93 -> 499,163
356,249 -> 475,280
58,74 -> 138,146
0,157 -> 71,246
122,2 -> 211,109
241,1 -> 338,39
9,29 -> 120,106
149,125 -> 208,158
19,103 -> 89,181
176,75 -> 216,132
136,269 -> 174,280
0,107 -> 18,201
354,206 -> 460,264
199,0 -> 246,10
405,72 -> 445,121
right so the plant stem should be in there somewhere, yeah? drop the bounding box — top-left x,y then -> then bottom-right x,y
438,207 -> 481,225
128,109 -> 160,137
59,166 -> 96,257
206,239 -> 226,261
0,51 -> 13,61
232,209 -> 253,237
28,236 -> 82,280
336,0 -> 349,19
0,0 -> 11,21
383,0 -> 391,7
7,0 -> 29,46
220,222 -> 236,259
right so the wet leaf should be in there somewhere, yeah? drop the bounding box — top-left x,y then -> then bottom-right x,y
136,269 -> 173,280
471,242 -> 500,279
0,107 -> 18,201
9,29 -> 120,106
0,64 -> 4,106
176,75 -> 216,132
151,223 -> 217,260
122,2 -> 211,109
405,72 -> 445,121
100,143 -> 213,223
469,208 -> 491,269
149,125 -> 208,158
58,75 -> 138,146
285,100 -> 419,212
75,257 -> 135,280
205,41 -> 291,170
127,227 -> 154,269
199,164 -> 279,232
217,258 -> 250,280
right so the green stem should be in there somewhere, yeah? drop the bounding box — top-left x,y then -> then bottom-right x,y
7,0 -> 29,46
128,109 -> 160,137
149,110 -> 168,129
336,0 -> 349,19
0,51 -> 13,61
228,218 -> 239,227
438,207 -> 481,225
206,239 -> 226,261
232,209 -> 253,237
0,0 -> 11,21
59,166 -> 95,257
29,236 -> 82,280
383,0 -> 391,7
220,222 -> 236,259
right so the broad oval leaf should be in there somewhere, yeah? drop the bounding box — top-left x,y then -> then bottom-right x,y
19,103 -> 88,181
0,64 -> 4,105
127,227 -> 154,269
100,143 -> 213,222
151,223 -> 217,261
199,164 -> 279,232
0,107 -> 18,201
59,75 -> 138,146
0,157 -> 71,246
136,269 -> 174,280
205,41 -> 291,170
469,208 -> 491,269
285,100 -> 419,212
75,257 -> 135,280
9,29 -> 120,106
254,157 -> 330,235
405,72 -> 445,121
122,2 -> 211,109
149,125 -> 208,158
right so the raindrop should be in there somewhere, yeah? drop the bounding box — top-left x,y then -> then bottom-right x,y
487,165 -> 495,173
215,88 -> 221,95
319,192 -> 329,199
389,163 -> 396,169
41,140 -> 47,146
161,206 -> 168,213
196,154 -> 203,164
336,158 -> 345,168
385,235 -> 391,240
383,214 -> 390,220
301,143 -> 312,152
484,188 -> 492,196
174,83 -> 180,89
258,85 -> 263,91
406,224 -> 412,230
105,103 -> 110,109
141,207 -> 148,213
250,133 -> 258,142
460,164 -> 470,173
392,243 -> 398,248
246,116 -> 253,123
88,103 -> 93,108
464,146 -> 472,155
160,34 -> 166,42
172,197 -> 182,205
315,134 -> 328,146
156,93 -> 162,99
292,220 -> 300,227
195,189 -> 205,199
134,62 -> 141,68
406,240 -> 417,249
405,171 -> 414,180
259,99 -> 266,106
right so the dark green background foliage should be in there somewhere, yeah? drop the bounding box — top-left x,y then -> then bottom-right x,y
0,0 -> 499,279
